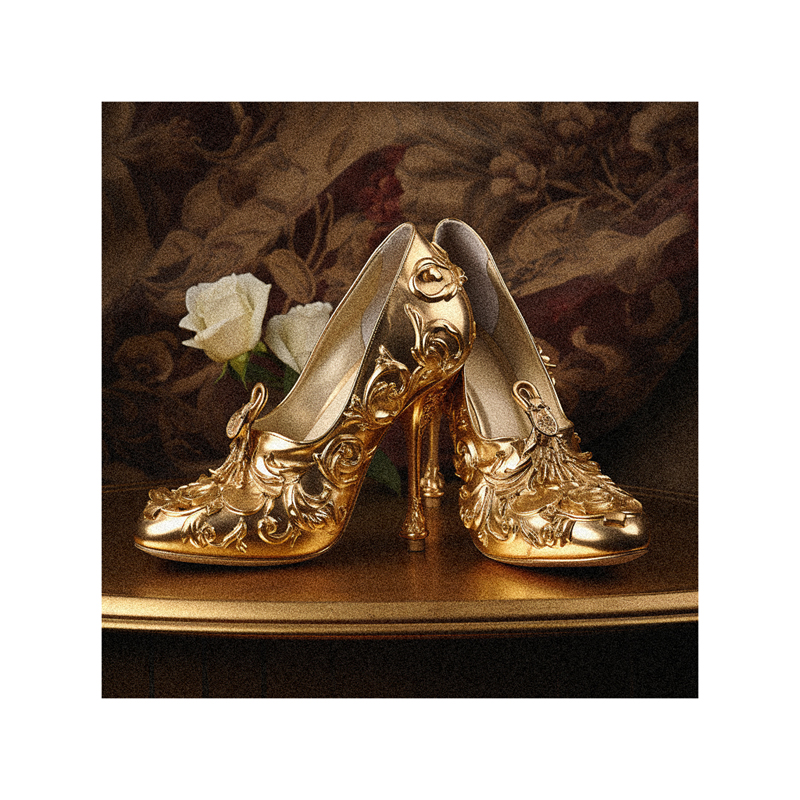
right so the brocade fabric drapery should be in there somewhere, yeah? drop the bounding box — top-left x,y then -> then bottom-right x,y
102,102 -> 697,483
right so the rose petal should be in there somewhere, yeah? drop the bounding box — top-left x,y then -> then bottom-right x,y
194,312 -> 254,362
264,316 -> 300,372
179,311 -> 199,333
180,273 -> 272,362
265,301 -> 333,373
202,292 -> 245,329
236,273 -> 272,349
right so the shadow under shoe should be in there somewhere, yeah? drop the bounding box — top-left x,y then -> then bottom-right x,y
434,218 -> 647,567
136,223 -> 474,565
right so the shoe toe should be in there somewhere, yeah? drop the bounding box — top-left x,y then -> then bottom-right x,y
135,505 -> 246,560
569,513 -> 648,561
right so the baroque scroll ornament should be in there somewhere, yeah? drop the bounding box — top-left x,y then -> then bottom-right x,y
144,301 -> 468,552
451,375 -> 642,551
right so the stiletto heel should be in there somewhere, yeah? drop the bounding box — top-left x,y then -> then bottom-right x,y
433,219 -> 647,567
400,381 -> 451,551
400,391 -> 431,551
136,224 -> 474,565
419,402 -> 446,505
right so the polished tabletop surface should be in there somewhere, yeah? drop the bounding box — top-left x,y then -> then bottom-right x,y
102,481 -> 697,636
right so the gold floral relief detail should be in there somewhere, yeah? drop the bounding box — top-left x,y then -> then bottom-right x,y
402,496 -> 429,539
409,242 -> 467,302
143,302 -> 469,551
451,378 -> 642,550
179,513 -> 249,552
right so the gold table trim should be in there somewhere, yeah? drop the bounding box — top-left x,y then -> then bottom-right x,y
103,592 -> 697,636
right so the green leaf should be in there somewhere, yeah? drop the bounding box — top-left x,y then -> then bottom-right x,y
366,447 -> 402,496
215,363 -> 229,383
261,345 -> 287,370
229,352 -> 250,385
245,361 -> 283,389
282,365 -> 300,394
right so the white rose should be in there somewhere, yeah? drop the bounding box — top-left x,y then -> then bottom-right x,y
180,273 -> 272,362
264,301 -> 334,373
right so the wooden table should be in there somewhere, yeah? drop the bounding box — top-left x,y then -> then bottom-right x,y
103,482 -> 697,637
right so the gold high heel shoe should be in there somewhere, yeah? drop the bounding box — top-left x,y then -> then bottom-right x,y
136,223 -> 474,564
430,219 -> 647,567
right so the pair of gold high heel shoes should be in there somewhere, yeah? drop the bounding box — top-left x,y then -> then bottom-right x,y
136,220 -> 647,567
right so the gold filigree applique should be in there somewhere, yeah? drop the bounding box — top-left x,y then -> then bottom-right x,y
179,510 -> 249,552
144,301 -> 470,551
409,243 -> 467,302
513,380 -> 559,447
143,382 -> 277,524
451,378 -> 641,550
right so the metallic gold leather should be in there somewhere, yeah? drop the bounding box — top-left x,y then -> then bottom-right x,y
419,408 -> 446,502
408,241 -> 468,302
400,377 -> 453,547
136,223 -> 474,565
434,218 -> 647,567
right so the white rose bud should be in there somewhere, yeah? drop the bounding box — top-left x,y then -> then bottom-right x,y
265,301 -> 334,373
180,273 -> 272,363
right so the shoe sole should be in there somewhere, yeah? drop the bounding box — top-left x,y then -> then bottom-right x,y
480,547 -> 649,568
133,541 -> 336,566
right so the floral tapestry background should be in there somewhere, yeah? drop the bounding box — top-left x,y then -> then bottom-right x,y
102,102 -> 697,485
